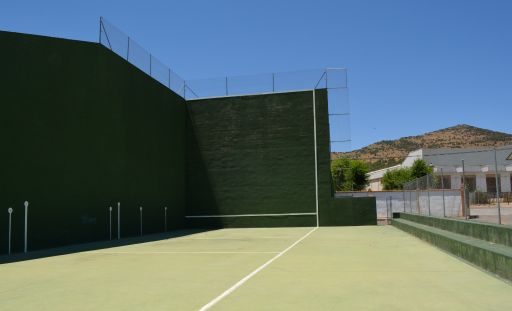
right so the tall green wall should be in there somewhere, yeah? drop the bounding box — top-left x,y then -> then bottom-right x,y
186,90 -> 376,227
0,31 -> 187,254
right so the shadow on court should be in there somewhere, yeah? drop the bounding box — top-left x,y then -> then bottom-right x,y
0,228 -> 216,265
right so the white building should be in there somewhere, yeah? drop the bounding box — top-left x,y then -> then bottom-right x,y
367,145 -> 512,193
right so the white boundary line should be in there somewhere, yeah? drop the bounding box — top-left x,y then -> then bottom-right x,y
185,212 -> 316,218
198,227 -> 318,311
88,251 -> 279,255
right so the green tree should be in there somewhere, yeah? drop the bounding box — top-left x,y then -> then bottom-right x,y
410,159 -> 433,179
331,158 -> 369,191
381,167 -> 412,190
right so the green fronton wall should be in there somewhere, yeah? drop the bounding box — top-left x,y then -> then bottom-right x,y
186,90 -> 376,227
0,30 -> 375,255
0,31 -> 187,254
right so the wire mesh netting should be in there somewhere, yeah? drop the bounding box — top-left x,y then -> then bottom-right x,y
99,17 -> 351,152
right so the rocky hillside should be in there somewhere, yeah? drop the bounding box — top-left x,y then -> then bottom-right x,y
334,124 -> 512,171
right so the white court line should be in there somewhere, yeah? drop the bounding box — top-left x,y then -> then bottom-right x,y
88,251 -> 280,254
186,236 -> 286,240
185,212 -> 316,218
198,227 -> 318,311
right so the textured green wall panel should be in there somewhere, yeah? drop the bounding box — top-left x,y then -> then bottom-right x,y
0,31 -> 187,254
186,90 -> 376,227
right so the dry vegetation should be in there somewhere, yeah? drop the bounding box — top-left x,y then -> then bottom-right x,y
333,124 -> 512,171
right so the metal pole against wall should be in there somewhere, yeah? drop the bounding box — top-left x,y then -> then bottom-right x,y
24,201 -> 28,253
8,207 -> 13,255
164,206 -> 168,232
441,168 -> 446,217
139,206 -> 143,236
117,202 -> 121,240
272,73 -> 275,92
427,174 -> 431,216
494,148 -> 502,225
109,206 -> 112,240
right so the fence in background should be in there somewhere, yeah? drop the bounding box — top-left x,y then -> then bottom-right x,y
98,17 -> 351,152
337,190 -> 462,223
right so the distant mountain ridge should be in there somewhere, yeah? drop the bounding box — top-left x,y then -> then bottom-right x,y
334,124 -> 512,171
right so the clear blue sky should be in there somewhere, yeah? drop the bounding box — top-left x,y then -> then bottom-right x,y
1,0 -> 511,150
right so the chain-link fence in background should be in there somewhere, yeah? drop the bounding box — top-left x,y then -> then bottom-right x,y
99,17 -> 351,152
400,148 -> 512,226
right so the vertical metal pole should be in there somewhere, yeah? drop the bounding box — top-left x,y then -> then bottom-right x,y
225,77 -> 228,96
272,73 -> 275,92
109,206 -> 112,240
127,37 -> 130,61
409,191 -> 413,213
99,17 -> 102,43
168,68 -> 171,89
149,55 -> 152,76
441,168 -> 446,217
325,69 -> 328,88
8,208 -> 13,255
24,201 -> 28,253
462,159 -> 468,219
313,90 -> 319,227
494,149 -> 502,225
117,202 -> 121,240
139,206 -> 143,236
416,179 -> 420,214
427,174 -> 431,216
164,206 -> 168,231
390,196 -> 393,220
403,189 -> 406,212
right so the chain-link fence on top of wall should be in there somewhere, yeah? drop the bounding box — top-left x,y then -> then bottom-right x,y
98,17 -> 351,152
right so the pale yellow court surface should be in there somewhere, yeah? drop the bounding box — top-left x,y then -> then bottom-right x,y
1,226 -> 511,310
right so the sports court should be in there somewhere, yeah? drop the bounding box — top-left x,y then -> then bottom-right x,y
1,226 -> 511,311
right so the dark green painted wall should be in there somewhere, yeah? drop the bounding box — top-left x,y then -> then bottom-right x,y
0,31 -> 187,254
186,90 -> 376,227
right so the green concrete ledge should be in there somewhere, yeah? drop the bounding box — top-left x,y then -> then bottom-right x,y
392,218 -> 512,281
399,212 -> 512,247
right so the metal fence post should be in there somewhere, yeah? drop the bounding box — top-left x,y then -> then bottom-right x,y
109,206 -> 112,240
168,69 -> 171,89
139,206 -> 143,236
427,174 -> 431,216
117,202 -> 121,240
462,159 -> 468,219
126,37 -> 130,61
441,168 -> 446,217
8,207 -> 13,255
24,201 -> 28,253
164,206 -> 168,232
402,189 -> 406,212
494,148 -> 502,225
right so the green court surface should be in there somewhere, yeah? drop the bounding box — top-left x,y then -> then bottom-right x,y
1,226 -> 511,310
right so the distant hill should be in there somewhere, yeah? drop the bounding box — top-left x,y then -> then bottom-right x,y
334,124 -> 512,171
